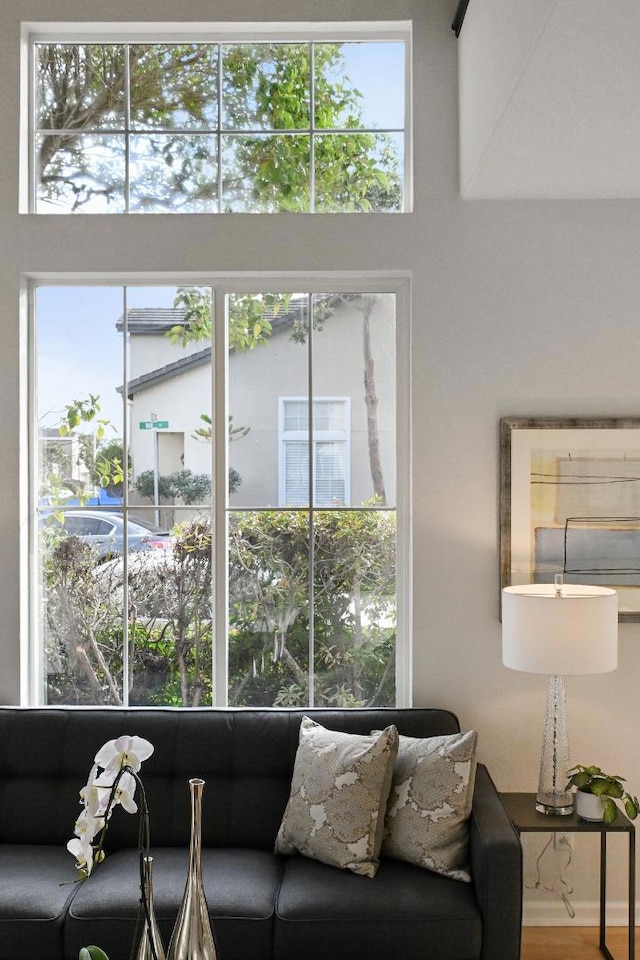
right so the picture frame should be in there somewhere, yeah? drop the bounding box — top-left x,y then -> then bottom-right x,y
500,417 -> 640,622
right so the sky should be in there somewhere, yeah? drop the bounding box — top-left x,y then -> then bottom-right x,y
37,285 -> 178,433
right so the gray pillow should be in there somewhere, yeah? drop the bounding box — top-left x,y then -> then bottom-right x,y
380,729 -> 478,882
275,716 -> 399,877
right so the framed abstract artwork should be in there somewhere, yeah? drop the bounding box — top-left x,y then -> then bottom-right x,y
500,417 -> 640,622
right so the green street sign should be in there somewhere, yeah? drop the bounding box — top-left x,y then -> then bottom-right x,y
139,420 -> 169,430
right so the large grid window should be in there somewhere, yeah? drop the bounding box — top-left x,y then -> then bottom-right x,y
34,284 -> 400,710
32,31 -> 407,214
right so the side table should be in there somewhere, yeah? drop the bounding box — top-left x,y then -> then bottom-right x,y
501,792 -> 636,960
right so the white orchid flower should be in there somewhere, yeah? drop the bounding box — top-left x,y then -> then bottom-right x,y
67,835 -> 95,877
79,763 -> 112,818
112,770 -> 138,814
74,808 -> 105,845
94,735 -> 154,776
68,734 -> 153,877
94,769 -> 138,815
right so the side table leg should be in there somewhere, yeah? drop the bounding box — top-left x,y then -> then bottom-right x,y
600,832 -> 607,954
629,828 -> 635,960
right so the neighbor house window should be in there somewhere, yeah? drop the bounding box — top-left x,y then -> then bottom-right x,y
279,398 -> 350,506
31,27 -> 408,213
34,284 -> 401,710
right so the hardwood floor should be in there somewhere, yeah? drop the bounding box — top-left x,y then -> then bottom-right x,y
522,926 -> 635,960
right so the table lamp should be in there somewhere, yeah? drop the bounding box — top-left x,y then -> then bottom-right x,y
502,575 -> 618,815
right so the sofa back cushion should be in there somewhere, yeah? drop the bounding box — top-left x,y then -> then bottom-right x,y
0,707 -> 460,850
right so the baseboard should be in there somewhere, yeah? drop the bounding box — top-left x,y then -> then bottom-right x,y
523,900 -> 633,926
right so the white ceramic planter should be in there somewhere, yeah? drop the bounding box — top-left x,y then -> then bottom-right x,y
576,790 -> 605,821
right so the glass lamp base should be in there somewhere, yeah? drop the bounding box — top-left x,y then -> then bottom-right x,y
536,675 -> 573,817
535,797 -> 573,816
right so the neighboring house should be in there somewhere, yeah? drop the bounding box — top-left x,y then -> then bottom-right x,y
118,296 -> 396,508
39,427 -> 91,492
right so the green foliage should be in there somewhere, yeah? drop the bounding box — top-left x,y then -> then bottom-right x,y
227,507 -> 396,707
58,394 -> 109,441
134,468 -> 211,505
94,440 -> 128,494
42,508 -> 395,709
79,947 -> 109,960
40,394 -> 123,506
566,764 -> 639,823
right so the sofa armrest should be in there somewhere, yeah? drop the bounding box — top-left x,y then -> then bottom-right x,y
469,764 -> 522,960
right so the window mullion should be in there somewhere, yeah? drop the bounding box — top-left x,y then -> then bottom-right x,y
214,286 -> 228,707
121,285 -> 130,706
309,41 -> 315,215
124,43 -> 131,214
217,43 -> 223,214
307,292 -> 315,707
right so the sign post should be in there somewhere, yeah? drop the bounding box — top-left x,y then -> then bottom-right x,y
138,415 -> 170,526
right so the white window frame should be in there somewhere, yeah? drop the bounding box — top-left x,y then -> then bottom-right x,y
23,21 -> 413,215
26,274 -> 410,709
278,396 -> 351,507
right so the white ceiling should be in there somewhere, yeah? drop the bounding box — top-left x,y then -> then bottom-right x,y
458,0 -> 640,198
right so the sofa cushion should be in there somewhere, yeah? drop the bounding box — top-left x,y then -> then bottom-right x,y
381,729 -> 478,882
66,847 -> 285,960
274,717 -> 398,877
0,844 -> 80,959
274,854 -> 483,960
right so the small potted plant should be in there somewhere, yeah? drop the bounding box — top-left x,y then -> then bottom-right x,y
566,765 -> 639,823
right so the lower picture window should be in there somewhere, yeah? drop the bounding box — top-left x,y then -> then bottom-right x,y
34,284 -> 399,708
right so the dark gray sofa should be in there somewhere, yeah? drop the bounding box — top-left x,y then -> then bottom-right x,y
0,707 -> 522,960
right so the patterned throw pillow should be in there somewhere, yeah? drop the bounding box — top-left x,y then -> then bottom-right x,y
380,729 -> 478,882
275,716 -> 399,877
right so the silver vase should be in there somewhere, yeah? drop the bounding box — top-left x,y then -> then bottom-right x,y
134,856 -> 166,960
167,778 -> 218,960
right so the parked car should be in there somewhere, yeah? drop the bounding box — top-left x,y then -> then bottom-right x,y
38,509 -> 173,561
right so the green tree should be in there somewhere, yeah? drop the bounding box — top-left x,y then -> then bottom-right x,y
94,440 -> 130,496
228,508 -> 396,707
41,511 -> 394,708
36,42 -> 400,213
134,468 -> 211,505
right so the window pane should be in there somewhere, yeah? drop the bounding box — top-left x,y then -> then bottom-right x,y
36,44 -> 126,130
221,134 -> 310,212
221,43 -> 310,130
314,42 -> 405,130
314,133 -> 402,213
228,510 -> 310,707
33,283 -> 398,709
129,135 -> 218,213
126,507 -> 213,706
36,286 -> 127,704
311,293 -> 395,507
284,441 -> 308,506
36,134 -> 126,213
129,44 -> 219,130
313,509 -> 396,707
32,35 -> 407,215
284,401 -> 308,432
313,400 -> 345,432
228,293 -> 309,507
315,441 -> 346,505
36,285 -> 215,706
126,285 -> 213,512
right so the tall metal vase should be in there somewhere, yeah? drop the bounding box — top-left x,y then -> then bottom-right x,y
167,778 -> 218,960
133,856 -> 166,960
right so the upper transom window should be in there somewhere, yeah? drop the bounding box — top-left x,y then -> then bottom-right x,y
30,25 -> 409,214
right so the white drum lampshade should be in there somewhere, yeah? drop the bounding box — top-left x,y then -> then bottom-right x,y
502,579 -> 618,815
